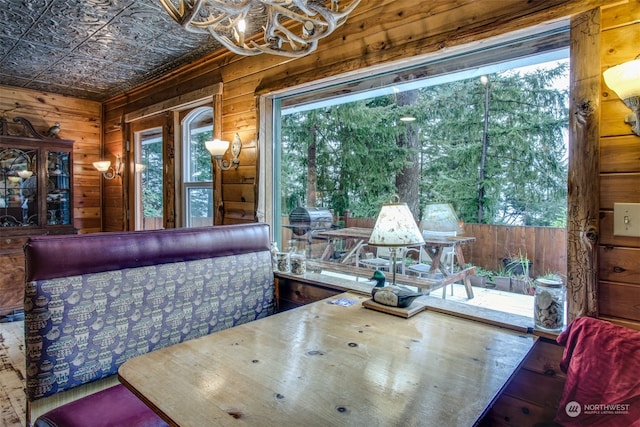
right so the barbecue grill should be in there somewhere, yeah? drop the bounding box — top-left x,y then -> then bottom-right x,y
286,206 -> 333,236
283,207 -> 334,256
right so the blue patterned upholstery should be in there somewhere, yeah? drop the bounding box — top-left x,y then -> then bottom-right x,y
24,225 -> 276,402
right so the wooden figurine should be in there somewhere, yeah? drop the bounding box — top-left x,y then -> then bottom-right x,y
369,270 -> 423,308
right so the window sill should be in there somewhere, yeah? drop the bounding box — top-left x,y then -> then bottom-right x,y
274,268 -> 557,335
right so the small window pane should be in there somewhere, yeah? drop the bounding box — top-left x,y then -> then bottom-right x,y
186,187 -> 213,227
186,109 -> 213,183
137,128 -> 163,230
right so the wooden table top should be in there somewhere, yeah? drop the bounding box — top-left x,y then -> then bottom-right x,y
118,292 -> 536,427
316,226 -> 373,240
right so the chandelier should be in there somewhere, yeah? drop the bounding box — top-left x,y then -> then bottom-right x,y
159,0 -> 361,57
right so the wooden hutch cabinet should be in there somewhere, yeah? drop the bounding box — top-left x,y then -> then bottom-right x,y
0,117 -> 76,318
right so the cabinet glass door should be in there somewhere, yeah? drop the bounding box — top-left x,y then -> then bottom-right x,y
0,147 -> 38,227
46,151 -> 71,225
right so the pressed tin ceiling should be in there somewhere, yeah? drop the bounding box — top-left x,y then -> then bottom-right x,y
0,0 -> 227,101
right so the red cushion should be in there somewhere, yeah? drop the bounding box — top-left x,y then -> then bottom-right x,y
34,384 -> 168,427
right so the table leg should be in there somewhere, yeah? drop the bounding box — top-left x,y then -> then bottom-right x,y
463,275 -> 474,299
426,247 -> 443,274
453,246 -> 474,298
321,240 -> 335,261
341,239 -> 365,265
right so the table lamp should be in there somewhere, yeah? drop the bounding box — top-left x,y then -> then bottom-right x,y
368,199 -> 425,287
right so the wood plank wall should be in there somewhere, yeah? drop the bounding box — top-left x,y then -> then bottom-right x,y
0,85 -> 102,234
598,1 -> 640,327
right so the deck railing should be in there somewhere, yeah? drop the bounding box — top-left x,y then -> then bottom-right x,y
281,214 -> 567,279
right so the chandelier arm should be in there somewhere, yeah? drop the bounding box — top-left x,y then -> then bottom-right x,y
159,0 -> 206,28
251,40 -> 318,57
307,0 -> 363,32
207,28 -> 263,56
259,6 -> 327,52
189,15 -> 236,33
193,0 -> 252,27
267,4 -> 330,31
261,1 -> 361,49
161,0 -> 251,32
158,0 -> 183,23
262,13 -> 310,49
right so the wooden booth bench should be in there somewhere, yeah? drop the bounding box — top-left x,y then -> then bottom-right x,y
23,223 -> 276,427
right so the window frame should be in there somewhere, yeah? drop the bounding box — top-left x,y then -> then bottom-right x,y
181,106 -> 215,228
258,21 -> 572,330
124,83 -> 223,230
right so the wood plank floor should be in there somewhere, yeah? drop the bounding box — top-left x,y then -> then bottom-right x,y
0,320 -> 26,427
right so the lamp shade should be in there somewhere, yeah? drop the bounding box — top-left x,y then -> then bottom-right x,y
369,202 -> 425,247
421,203 -> 463,233
92,161 -> 111,172
603,59 -> 640,100
18,170 -> 33,179
205,139 -> 230,157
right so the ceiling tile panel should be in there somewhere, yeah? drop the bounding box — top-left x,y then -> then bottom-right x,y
0,0 -> 225,101
0,0 -> 49,38
1,40 -> 68,79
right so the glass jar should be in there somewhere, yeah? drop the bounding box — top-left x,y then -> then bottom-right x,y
270,241 -> 279,271
290,251 -> 306,275
276,252 -> 291,272
533,278 -> 566,331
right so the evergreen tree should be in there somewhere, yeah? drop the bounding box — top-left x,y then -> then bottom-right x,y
280,61 -> 568,227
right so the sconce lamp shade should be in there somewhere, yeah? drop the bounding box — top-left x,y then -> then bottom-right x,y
93,155 -> 122,179
92,160 -> 111,172
205,139 -> 230,157
18,170 -> 33,179
603,59 -> 640,100
369,202 -> 425,247
604,58 -> 640,136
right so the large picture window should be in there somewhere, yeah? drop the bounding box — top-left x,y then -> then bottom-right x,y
266,24 -> 570,321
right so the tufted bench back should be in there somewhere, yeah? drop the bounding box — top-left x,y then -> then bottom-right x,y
23,224 -> 275,401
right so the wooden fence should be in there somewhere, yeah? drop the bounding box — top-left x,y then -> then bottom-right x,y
282,215 -> 567,278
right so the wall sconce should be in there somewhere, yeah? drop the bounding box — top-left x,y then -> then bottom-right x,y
205,133 -> 242,170
603,57 -> 640,136
93,154 -> 122,179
